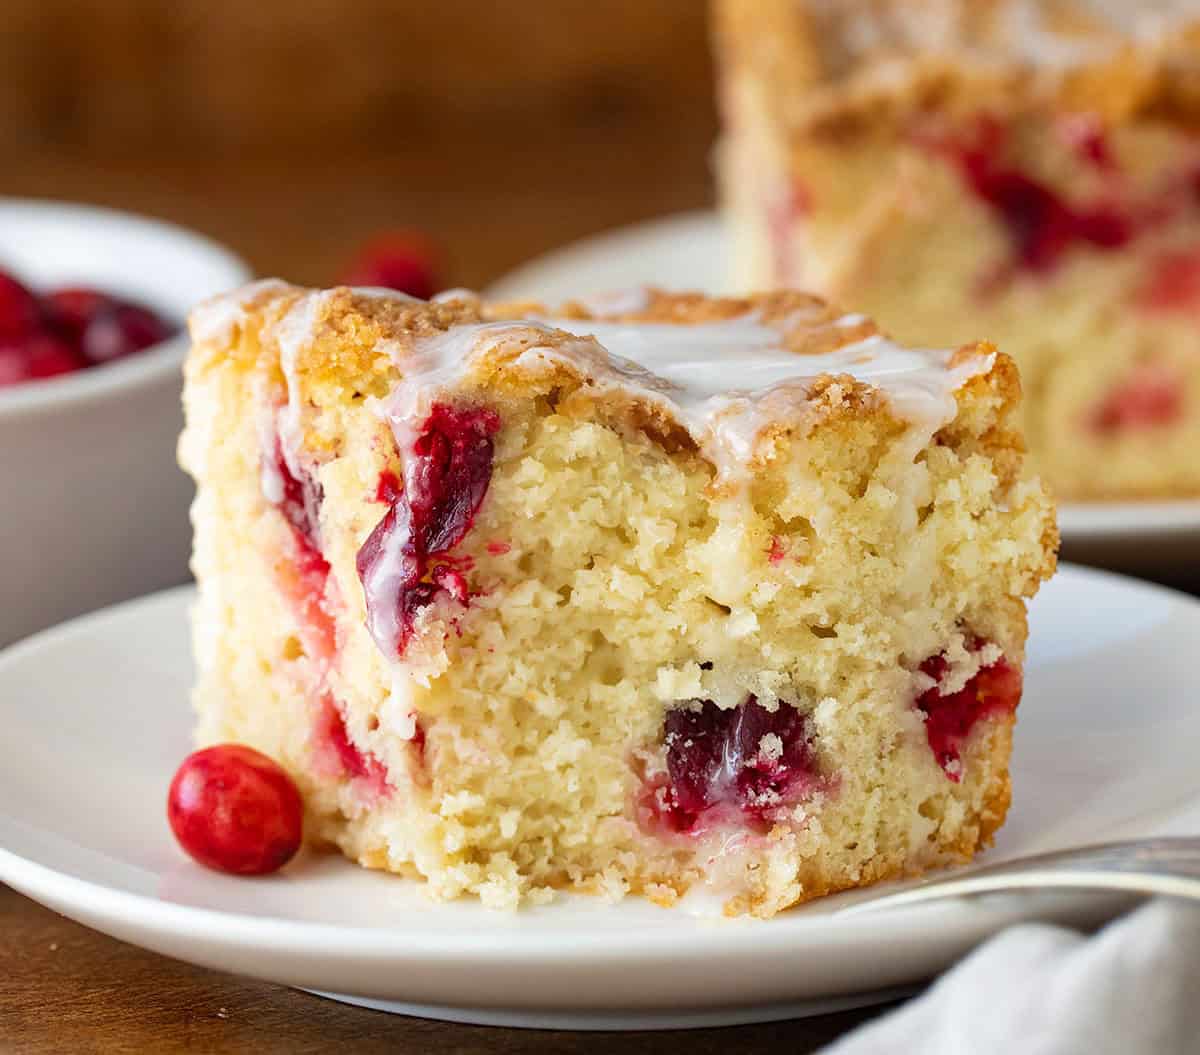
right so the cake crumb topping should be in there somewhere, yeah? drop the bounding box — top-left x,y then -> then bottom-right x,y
379,287 -> 994,485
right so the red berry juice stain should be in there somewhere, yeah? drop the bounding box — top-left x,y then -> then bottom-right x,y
1089,363 -> 1184,433
267,441 -> 336,661
314,695 -> 393,800
933,117 -> 1140,276
916,645 -> 1022,782
1138,248 -> 1200,314
374,469 -> 403,504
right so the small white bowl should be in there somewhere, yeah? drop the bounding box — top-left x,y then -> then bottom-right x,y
0,199 -> 251,646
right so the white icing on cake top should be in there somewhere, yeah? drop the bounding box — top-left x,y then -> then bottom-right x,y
189,284 -> 992,486
385,301 -> 992,483
810,0 -> 1200,71
271,290 -> 322,496
996,0 -> 1199,64
189,278 -> 291,345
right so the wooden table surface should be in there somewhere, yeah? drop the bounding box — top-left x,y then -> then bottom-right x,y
2,115 -> 1194,1052
0,884 -> 902,1055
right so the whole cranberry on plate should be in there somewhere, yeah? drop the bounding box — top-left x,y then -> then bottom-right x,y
339,230 -> 442,300
167,744 -> 304,876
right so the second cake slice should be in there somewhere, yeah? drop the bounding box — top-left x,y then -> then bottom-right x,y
713,0 -> 1200,498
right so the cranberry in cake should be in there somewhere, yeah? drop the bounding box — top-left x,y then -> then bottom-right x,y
713,0 -> 1200,498
179,281 -> 1055,916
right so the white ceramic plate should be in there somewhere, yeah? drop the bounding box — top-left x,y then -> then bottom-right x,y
1,566 -> 1197,1029
489,211 -> 1200,560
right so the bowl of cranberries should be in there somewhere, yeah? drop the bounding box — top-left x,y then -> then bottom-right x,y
0,274 -> 179,385
0,199 -> 250,646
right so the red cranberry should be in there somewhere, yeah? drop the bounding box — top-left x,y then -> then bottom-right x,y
271,440 -> 325,558
167,745 -> 304,876
374,468 -> 402,504
1057,115 -> 1117,172
0,348 -> 26,386
25,335 -> 85,379
314,695 -> 392,798
0,334 -> 84,385
1090,365 -> 1183,433
654,696 -> 819,834
81,304 -> 171,364
939,118 -> 1136,274
43,287 -> 115,339
263,438 -> 335,660
289,538 -> 337,663
358,403 -> 500,657
339,231 -> 441,300
916,646 -> 1022,782
966,162 -> 1132,273
1138,249 -> 1200,313
410,405 -> 500,552
0,271 -> 41,340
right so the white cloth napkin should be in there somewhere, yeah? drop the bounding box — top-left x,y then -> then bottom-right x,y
823,901 -> 1200,1055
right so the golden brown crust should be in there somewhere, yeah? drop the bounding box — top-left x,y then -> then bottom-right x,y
976,728 -> 1016,850
190,281 -> 999,426
191,282 -> 996,395
187,283 -> 1027,508
494,286 -> 887,355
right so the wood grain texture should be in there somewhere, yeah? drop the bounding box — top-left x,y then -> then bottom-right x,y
0,122 -> 716,294
0,0 -> 714,153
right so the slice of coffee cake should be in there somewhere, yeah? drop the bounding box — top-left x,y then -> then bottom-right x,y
714,0 -> 1200,498
179,282 -> 1055,916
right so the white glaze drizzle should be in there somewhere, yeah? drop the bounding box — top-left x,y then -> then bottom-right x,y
575,287 -> 654,316
271,292 -> 325,494
189,278 -> 291,346
811,0 -> 1200,70
382,309 -> 991,485
1005,0 -> 1196,65
193,284 -> 991,491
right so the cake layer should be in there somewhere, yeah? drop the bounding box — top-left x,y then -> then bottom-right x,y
715,0 -> 1200,498
180,283 -> 1055,915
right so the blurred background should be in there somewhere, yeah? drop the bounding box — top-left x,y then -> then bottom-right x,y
0,1 -> 717,287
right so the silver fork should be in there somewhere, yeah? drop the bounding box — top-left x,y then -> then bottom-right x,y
837,837 -> 1200,915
